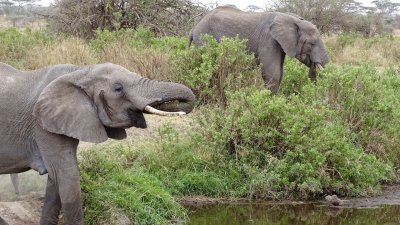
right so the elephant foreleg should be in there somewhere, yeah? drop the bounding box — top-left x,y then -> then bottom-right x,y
258,44 -> 286,94
36,128 -> 83,225
40,176 -> 62,225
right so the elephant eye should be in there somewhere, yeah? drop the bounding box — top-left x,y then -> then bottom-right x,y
114,83 -> 123,93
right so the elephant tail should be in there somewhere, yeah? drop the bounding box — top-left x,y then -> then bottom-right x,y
187,30 -> 193,49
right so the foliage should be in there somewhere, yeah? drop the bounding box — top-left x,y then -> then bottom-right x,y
198,87 -> 391,198
171,35 -> 263,106
80,141 -> 188,225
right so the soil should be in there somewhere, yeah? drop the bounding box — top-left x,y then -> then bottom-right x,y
1,113 -> 400,224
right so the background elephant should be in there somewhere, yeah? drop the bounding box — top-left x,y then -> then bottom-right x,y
188,6 -> 330,93
0,62 -> 195,225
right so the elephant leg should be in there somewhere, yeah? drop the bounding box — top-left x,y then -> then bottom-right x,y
35,128 -> 82,225
40,176 -> 61,225
258,41 -> 286,94
10,174 -> 19,195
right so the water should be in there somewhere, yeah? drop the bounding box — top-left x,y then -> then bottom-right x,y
187,203 -> 400,225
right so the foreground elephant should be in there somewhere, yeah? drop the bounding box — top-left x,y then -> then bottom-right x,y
0,62 -> 195,225
188,6 -> 330,93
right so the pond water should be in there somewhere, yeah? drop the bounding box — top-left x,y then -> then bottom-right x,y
187,203 -> 400,225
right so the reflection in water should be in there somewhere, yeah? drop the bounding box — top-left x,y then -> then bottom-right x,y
187,203 -> 400,225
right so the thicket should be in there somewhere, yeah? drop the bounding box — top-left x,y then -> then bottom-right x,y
1,28 -> 400,224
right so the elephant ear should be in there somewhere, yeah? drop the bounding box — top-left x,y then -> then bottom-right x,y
33,69 -> 108,144
270,14 -> 299,58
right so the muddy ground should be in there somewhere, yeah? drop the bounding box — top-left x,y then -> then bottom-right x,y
1,114 -> 400,224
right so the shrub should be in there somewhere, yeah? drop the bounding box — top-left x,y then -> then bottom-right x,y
80,142 -> 187,225
201,90 -> 391,198
171,35 -> 263,106
312,65 -> 400,166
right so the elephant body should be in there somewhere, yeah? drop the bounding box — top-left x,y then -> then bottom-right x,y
0,62 -> 195,225
0,64 -> 73,176
188,6 -> 330,93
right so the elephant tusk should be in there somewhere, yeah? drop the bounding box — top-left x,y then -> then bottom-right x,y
144,105 -> 186,116
316,63 -> 324,70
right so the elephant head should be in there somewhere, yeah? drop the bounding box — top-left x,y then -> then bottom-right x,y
33,63 -> 196,144
270,14 -> 330,82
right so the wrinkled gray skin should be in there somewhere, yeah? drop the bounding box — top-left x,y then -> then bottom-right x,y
0,62 -> 195,225
188,6 -> 330,93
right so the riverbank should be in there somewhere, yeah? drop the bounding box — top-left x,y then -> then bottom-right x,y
1,183 -> 400,224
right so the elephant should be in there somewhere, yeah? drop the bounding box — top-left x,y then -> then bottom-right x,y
0,62 -> 196,225
187,6 -> 330,93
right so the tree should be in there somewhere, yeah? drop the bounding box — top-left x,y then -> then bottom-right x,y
372,0 -> 400,15
0,0 -> 15,15
46,0 -> 205,38
268,0 -> 400,35
0,0 -> 39,27
268,0 -> 363,34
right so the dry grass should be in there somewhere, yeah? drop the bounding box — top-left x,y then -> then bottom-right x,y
325,35 -> 400,67
23,37 -> 173,81
97,41 -> 172,81
0,17 -> 47,30
394,29 -> 400,37
25,36 -> 97,69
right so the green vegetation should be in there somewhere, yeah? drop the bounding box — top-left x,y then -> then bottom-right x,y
1,27 -> 400,224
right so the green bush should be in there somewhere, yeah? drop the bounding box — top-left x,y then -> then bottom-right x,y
199,87 -> 392,198
171,35 -> 263,106
315,66 -> 400,166
80,142 -> 188,225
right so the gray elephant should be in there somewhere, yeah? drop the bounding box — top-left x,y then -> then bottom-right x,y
188,6 -> 330,93
0,62 -> 195,225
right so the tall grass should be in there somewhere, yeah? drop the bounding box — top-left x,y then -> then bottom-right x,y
325,33 -> 400,67
26,36 -> 97,69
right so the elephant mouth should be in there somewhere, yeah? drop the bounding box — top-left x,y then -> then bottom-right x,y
144,99 -> 195,116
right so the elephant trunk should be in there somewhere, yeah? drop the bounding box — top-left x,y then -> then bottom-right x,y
130,79 -> 196,115
308,62 -> 317,83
